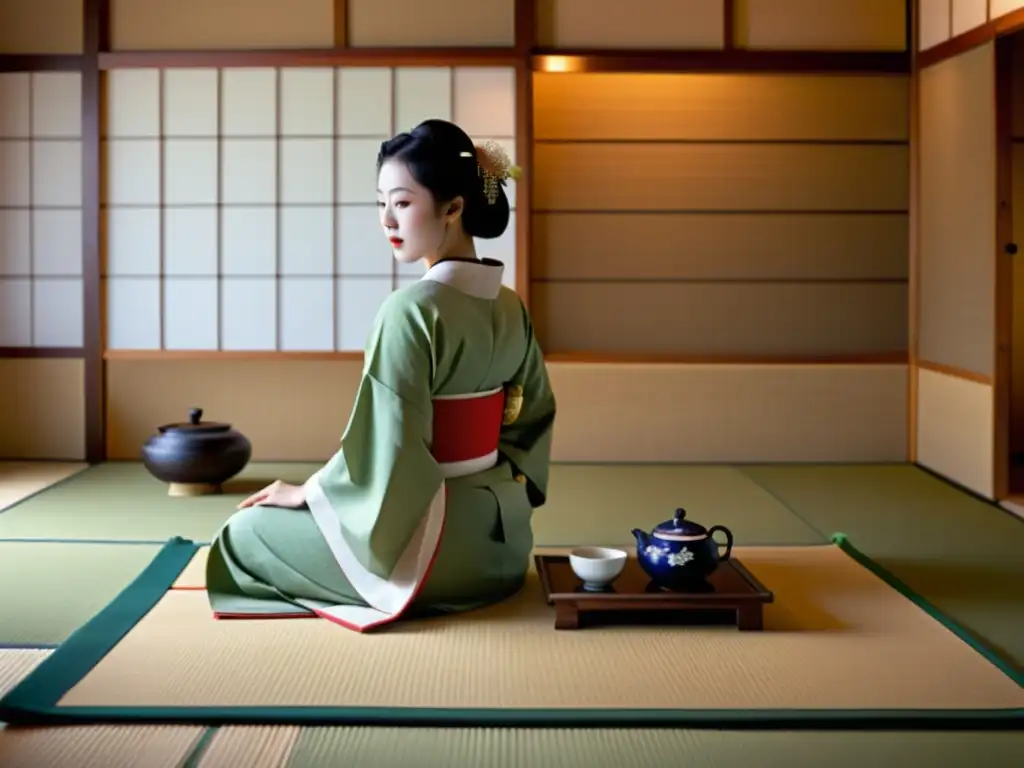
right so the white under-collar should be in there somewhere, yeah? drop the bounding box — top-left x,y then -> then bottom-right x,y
421,258 -> 504,300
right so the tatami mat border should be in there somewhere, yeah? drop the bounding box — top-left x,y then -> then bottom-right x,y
0,535 -> 1021,731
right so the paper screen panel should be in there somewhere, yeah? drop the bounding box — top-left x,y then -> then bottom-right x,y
536,0 -> 725,49
532,213 -> 908,282
916,368 -> 994,498
533,73 -> 909,141
0,359 -> 85,459
533,143 -> 909,211
530,69 -> 908,358
0,72 -> 83,349
101,65 -> 517,352
0,0 -> 83,53
547,363 -> 907,463
735,0 -> 906,51
103,68 -> 166,351
918,0 -> 952,50
385,67 -> 518,294
990,0 -> 1024,20
347,0 -> 515,47
917,43 -> 996,377
951,0 -> 988,36
109,0 -> 333,50
532,282 -> 908,356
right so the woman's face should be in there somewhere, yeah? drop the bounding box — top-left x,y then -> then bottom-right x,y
377,159 -> 458,266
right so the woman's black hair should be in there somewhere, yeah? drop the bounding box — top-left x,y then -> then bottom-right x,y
376,119 -> 510,240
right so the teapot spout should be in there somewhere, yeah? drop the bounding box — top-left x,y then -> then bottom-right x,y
630,528 -> 649,549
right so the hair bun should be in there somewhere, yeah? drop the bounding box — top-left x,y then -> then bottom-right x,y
377,119 -> 513,240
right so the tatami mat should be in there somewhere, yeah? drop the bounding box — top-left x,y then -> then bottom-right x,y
2,461 -> 1023,763
8,651 -> 1018,766
0,462 -> 87,513
0,462 -> 826,546
0,651 -> 48,699
196,726 -> 301,768
52,546 -> 1024,717
0,724 -> 205,767
1,650 -> 207,766
0,462 -> 312,542
284,727 -> 1024,767
738,464 -> 1024,557
740,464 -> 1024,669
0,542 -> 163,645
173,545 -> 210,589
530,464 -> 823,545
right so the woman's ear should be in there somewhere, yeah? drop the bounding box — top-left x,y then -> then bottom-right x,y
444,196 -> 465,224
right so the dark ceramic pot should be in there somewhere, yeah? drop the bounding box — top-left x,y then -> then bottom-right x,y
141,408 -> 252,491
631,508 -> 734,591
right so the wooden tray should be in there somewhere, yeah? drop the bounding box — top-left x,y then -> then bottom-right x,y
534,554 -> 774,631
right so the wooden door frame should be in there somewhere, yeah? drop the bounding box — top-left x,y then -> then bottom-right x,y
993,31 -> 1016,500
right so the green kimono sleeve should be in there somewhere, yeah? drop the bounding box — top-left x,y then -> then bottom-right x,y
499,301 -> 557,509
304,292 -> 445,582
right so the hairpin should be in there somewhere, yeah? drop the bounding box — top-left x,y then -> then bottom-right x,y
460,141 -> 522,205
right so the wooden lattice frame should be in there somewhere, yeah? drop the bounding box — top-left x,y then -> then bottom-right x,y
1,0 -> 974,466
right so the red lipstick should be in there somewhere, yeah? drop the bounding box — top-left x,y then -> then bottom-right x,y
389,237 -> 404,248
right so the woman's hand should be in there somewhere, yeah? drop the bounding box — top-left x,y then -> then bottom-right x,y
237,480 -> 307,510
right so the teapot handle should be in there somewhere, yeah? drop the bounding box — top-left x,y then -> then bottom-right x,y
707,525 -> 733,561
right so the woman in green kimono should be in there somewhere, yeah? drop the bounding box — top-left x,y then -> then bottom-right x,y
205,119 -> 557,632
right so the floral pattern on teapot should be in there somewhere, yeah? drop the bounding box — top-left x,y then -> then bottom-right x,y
643,544 -> 696,568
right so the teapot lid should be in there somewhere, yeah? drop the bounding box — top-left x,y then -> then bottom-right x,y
158,408 -> 231,434
653,508 -> 708,538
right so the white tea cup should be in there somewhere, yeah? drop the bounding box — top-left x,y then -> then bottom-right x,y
569,546 -> 628,591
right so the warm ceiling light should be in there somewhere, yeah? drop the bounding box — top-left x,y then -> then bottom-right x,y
536,55 -> 579,73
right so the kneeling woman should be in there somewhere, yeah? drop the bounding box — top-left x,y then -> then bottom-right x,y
205,119 -> 557,632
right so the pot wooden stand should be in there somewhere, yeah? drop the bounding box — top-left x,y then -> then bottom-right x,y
167,482 -> 223,497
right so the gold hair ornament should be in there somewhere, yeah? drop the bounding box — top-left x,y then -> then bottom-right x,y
460,141 -> 522,205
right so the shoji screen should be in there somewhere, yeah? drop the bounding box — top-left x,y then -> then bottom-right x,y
0,72 -> 84,349
100,65 -> 518,354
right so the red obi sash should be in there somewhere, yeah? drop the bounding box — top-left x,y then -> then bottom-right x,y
431,387 -> 504,472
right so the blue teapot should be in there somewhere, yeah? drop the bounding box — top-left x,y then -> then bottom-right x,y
631,508 -> 734,590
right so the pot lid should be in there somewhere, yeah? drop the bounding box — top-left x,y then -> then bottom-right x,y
653,508 -> 708,537
158,408 -> 232,434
